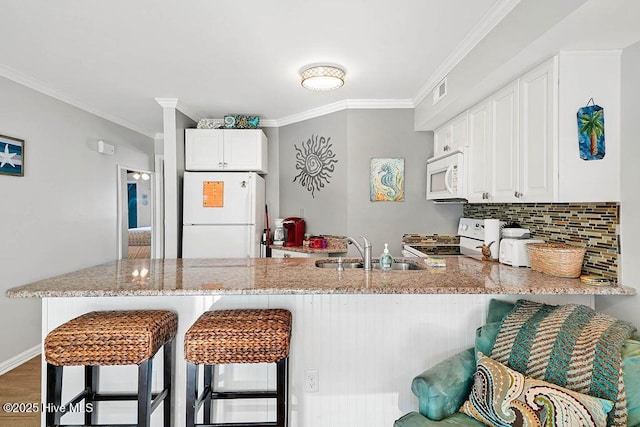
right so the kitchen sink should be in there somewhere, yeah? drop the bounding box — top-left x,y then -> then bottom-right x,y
315,261 -> 364,269
372,261 -> 423,270
314,260 -> 423,270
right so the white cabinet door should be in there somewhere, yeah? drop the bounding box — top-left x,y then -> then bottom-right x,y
433,112 -> 468,157
433,125 -> 450,156
185,129 -> 268,172
223,130 -> 268,173
519,58 -> 557,202
467,100 -> 492,203
271,248 -> 318,258
450,112 -> 469,151
185,129 -> 224,171
491,81 -> 519,202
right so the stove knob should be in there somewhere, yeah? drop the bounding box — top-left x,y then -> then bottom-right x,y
461,224 -> 468,231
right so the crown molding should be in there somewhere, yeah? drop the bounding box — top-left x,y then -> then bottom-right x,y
0,64 -> 156,138
412,0 -> 521,106
260,119 -> 279,128
276,99 -> 414,127
155,98 -> 179,108
345,99 -> 414,109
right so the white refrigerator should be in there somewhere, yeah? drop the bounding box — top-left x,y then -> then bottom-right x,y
182,171 -> 265,258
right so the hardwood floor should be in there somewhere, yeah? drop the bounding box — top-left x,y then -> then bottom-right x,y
0,355 -> 40,427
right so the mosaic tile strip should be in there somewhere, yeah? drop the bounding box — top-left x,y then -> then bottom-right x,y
402,234 -> 460,245
463,203 -> 619,281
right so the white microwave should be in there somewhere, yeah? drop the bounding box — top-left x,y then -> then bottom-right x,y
426,148 -> 467,201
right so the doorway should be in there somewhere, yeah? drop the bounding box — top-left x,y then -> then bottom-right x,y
117,166 -> 155,259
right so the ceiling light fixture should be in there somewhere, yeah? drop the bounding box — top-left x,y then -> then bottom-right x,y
301,65 -> 345,91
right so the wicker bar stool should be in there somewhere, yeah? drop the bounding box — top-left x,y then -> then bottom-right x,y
44,310 -> 178,427
184,309 -> 292,427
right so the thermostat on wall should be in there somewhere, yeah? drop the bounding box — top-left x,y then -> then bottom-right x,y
98,140 -> 115,155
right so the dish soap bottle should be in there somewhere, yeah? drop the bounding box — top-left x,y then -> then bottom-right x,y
380,243 -> 394,271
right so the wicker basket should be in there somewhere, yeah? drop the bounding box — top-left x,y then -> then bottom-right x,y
527,243 -> 586,278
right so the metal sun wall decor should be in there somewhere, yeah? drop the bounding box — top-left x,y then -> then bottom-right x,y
370,158 -> 404,202
292,134 -> 338,198
0,134 -> 24,177
577,98 -> 605,160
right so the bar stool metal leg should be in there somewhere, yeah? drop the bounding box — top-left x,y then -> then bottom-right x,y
276,358 -> 289,427
46,363 -> 63,427
203,365 -> 214,424
163,340 -> 173,427
84,365 -> 99,425
137,359 -> 153,427
186,362 -> 198,427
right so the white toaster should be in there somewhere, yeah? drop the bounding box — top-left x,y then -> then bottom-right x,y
499,238 -> 545,267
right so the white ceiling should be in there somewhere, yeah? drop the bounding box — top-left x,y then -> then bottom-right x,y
0,0 -> 502,136
1,0 -> 639,138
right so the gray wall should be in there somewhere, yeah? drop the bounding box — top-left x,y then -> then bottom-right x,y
598,41 -> 640,323
0,76 -> 154,365
279,109 -> 461,256
279,110 -> 349,237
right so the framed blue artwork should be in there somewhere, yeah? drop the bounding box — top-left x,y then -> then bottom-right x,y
577,101 -> 605,160
0,134 -> 24,177
370,158 -> 404,202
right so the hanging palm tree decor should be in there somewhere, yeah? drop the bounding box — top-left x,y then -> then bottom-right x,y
577,98 -> 605,160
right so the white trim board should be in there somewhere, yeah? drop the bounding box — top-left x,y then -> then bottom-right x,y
412,0 -> 521,106
0,345 -> 40,376
175,99 -> 414,129
0,64 -> 156,139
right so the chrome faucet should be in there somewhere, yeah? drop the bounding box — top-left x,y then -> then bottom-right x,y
347,236 -> 372,271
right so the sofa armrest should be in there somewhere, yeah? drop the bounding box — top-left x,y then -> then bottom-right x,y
411,347 -> 476,421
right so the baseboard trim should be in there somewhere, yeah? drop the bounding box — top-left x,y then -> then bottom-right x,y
0,345 -> 41,376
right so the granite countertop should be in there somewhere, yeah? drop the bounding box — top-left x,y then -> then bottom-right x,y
6,257 -> 635,298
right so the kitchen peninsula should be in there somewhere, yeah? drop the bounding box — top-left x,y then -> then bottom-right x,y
7,257 -> 634,427
6,257 -> 635,297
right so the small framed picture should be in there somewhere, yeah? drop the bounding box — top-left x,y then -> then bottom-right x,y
0,134 -> 24,177
370,158 -> 405,202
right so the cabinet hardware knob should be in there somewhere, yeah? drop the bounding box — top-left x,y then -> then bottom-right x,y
514,191 -> 523,198
284,253 -> 291,258
223,162 -> 228,167
218,162 -> 223,167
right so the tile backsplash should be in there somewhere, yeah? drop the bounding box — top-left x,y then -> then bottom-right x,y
463,203 -> 619,281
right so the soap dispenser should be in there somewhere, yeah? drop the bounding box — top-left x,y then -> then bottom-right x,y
380,243 -> 394,271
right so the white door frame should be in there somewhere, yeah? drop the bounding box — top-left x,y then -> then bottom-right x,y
116,165 -> 156,260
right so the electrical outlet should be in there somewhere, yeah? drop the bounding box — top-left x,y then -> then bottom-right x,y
304,370 -> 319,393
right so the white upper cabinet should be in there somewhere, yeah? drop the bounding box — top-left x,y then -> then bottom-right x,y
467,100 -> 492,202
185,129 -> 268,173
491,81 -> 520,202
461,51 -> 620,203
518,57 -> 557,202
433,111 -> 468,156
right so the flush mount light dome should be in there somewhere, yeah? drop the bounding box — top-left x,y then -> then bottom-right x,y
301,65 -> 345,91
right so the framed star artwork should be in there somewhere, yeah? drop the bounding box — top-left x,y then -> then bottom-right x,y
0,134 -> 24,177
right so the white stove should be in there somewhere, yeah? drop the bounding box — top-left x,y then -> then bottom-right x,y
458,218 -> 491,260
403,218 -> 505,260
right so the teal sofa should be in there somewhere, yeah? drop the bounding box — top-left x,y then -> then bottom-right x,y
394,300 -> 640,427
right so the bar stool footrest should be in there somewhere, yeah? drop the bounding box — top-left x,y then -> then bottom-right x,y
211,391 -> 279,399
196,423 -> 278,427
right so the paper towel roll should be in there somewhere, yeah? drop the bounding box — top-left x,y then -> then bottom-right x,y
484,219 -> 501,259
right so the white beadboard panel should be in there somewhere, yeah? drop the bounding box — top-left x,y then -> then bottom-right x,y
40,294 -> 592,427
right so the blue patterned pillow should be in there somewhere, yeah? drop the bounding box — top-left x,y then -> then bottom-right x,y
460,352 -> 614,427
